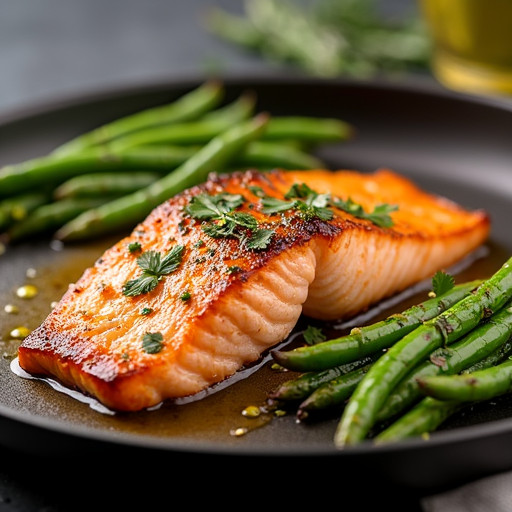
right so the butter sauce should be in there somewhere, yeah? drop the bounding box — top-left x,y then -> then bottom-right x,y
10,357 -> 114,415
0,236 -> 503,441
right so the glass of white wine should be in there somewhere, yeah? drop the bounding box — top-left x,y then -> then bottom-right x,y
420,0 -> 512,96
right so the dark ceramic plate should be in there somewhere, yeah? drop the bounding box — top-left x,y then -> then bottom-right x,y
1,75 -> 512,492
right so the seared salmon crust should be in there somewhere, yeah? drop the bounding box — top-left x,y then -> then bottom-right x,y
18,168 -> 490,411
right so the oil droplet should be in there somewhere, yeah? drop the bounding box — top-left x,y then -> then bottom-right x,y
241,405 -> 261,418
25,268 -> 37,279
4,304 -> 19,314
9,326 -> 31,339
230,427 -> 248,437
16,284 -> 38,299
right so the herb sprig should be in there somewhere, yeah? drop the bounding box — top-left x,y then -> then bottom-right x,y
432,270 -> 455,297
123,245 -> 185,297
142,332 -> 164,354
262,183 -> 333,221
185,191 -> 274,250
262,182 -> 397,227
332,197 -> 398,228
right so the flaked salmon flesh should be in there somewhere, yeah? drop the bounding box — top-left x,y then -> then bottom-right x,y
18,168 -> 490,411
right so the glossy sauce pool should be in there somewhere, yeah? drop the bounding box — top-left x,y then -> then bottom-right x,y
0,236 -> 508,446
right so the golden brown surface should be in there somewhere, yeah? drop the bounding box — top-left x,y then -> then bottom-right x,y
18,168 -> 490,411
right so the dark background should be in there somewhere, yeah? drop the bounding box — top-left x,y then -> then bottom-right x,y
0,1 -> 503,510
0,0 -> 421,115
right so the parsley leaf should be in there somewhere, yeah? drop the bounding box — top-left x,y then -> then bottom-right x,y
303,325 -> 327,345
261,196 -> 296,214
128,242 -> 142,253
123,245 -> 185,297
186,192 -> 273,250
432,270 -> 455,296
245,228 -> 274,250
123,274 -> 160,296
185,192 -> 245,219
142,332 -> 164,354
262,183 -> 333,221
248,185 -> 265,198
332,198 -> 397,227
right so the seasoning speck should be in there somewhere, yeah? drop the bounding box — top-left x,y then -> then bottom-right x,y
10,326 -> 31,339
4,304 -> 19,314
241,405 -> 261,418
128,242 -> 142,253
16,284 -> 38,299
180,291 -> 191,302
230,427 -> 248,437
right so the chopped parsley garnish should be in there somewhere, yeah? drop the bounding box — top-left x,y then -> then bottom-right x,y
180,291 -> 191,301
123,245 -> 185,297
303,325 -> 327,345
142,332 -> 164,354
262,182 -> 397,227
245,228 -> 274,250
140,307 -> 153,316
226,265 -> 242,274
248,185 -> 265,198
432,270 -> 455,296
262,183 -> 333,221
332,198 -> 398,228
128,242 -> 142,253
185,192 -> 274,250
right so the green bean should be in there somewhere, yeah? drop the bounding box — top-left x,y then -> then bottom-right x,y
374,398 -> 462,444
234,140 -> 323,169
461,339 -> 512,372
418,358 -> 512,402
55,114 -> 270,241
0,192 -> 50,231
53,172 -> 162,199
53,81 -> 224,155
0,146 -> 199,198
272,280 -> 481,372
263,116 -> 353,144
334,257 -> 512,447
269,354 -> 378,402
7,198 -> 112,242
106,93 -> 256,151
375,342 -> 512,443
296,363 -> 374,420
377,304 -> 512,422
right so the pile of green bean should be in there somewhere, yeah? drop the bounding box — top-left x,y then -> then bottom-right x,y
270,256 -> 512,446
0,80 -> 353,243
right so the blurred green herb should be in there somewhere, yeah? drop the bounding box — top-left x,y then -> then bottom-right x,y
205,0 -> 431,78
303,325 -> 327,345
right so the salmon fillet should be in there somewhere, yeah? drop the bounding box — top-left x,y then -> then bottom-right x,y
18,168 -> 490,411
